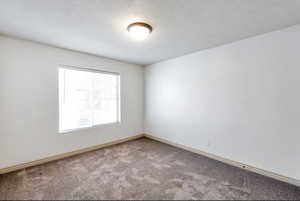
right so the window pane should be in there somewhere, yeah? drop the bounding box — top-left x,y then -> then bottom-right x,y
59,68 -> 120,133
92,73 -> 118,125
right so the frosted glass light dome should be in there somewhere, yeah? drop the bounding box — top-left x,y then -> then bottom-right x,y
127,22 -> 152,41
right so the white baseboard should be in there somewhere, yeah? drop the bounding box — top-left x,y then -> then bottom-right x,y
0,134 -> 144,175
2,133 -> 300,187
144,134 -> 300,187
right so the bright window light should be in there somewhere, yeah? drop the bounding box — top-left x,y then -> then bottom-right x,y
59,67 -> 120,133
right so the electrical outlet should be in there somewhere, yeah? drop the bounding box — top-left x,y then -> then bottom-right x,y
207,140 -> 211,148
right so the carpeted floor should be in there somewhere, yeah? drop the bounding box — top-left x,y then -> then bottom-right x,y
0,138 -> 300,200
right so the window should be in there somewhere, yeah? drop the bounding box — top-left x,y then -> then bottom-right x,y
59,67 -> 120,133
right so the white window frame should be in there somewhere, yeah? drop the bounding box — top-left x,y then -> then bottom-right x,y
58,65 -> 121,134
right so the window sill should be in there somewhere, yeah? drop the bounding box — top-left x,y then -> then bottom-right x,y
59,122 -> 121,134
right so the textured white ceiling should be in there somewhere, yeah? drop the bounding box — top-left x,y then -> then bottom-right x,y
1,0 -> 300,65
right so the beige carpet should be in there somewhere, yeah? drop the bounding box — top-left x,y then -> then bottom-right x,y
0,138 -> 299,200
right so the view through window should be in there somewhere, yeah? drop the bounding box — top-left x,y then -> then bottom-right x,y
59,67 -> 120,133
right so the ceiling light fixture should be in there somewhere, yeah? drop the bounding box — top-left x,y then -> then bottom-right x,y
127,22 -> 152,41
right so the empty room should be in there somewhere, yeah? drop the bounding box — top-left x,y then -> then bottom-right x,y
1,0 -> 300,200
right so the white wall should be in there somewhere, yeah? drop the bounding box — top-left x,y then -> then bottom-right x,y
145,24 -> 300,181
0,35 -> 144,169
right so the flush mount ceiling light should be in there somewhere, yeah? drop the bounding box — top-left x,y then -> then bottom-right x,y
127,22 -> 152,41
